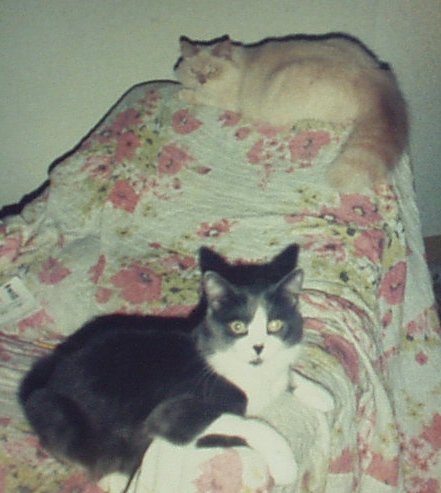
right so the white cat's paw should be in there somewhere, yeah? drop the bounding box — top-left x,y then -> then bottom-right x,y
98,472 -> 130,493
178,88 -> 200,104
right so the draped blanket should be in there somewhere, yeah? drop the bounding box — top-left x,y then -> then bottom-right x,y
0,82 -> 440,492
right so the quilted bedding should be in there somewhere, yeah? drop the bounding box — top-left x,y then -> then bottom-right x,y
0,81 -> 440,492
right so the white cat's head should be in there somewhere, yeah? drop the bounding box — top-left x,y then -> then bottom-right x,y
175,36 -> 243,91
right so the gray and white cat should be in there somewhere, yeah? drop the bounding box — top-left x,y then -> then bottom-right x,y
19,245 -> 307,491
175,34 -> 408,191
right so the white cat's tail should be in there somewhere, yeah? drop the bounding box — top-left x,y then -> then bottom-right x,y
329,71 -> 408,192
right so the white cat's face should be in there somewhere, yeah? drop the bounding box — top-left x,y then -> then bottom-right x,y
175,37 -> 243,102
175,49 -> 226,89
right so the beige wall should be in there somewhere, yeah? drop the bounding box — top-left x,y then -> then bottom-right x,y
1,0 -> 440,235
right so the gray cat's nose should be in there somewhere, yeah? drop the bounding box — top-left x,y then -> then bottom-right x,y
253,344 -> 264,355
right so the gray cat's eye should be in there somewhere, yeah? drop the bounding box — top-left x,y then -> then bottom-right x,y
229,320 -> 248,335
267,319 -> 285,333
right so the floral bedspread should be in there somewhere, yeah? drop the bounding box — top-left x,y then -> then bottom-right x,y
0,82 -> 440,492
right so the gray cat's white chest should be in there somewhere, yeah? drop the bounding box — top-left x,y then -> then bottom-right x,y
208,345 -> 301,415
242,366 -> 292,415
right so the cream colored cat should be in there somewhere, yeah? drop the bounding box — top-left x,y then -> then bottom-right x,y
175,34 -> 408,191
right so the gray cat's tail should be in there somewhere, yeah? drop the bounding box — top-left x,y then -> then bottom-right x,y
19,356 -> 100,472
21,386 -> 94,461
18,354 -> 58,404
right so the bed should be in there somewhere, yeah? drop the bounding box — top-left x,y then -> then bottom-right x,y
0,81 -> 440,492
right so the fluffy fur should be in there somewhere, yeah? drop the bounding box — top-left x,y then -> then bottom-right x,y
19,245 -> 303,489
175,34 -> 408,191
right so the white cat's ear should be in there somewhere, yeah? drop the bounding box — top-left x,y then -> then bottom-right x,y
211,36 -> 233,60
203,271 -> 231,309
279,269 -> 304,301
180,37 -> 199,58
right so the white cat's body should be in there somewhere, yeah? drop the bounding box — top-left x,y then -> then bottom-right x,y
176,35 -> 408,191
190,38 -> 371,124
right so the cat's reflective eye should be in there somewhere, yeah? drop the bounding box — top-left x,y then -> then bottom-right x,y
229,320 -> 248,335
267,319 -> 285,333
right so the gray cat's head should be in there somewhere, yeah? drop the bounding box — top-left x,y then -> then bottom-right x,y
196,246 -> 303,370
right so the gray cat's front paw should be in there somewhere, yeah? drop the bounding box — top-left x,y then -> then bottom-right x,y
199,414 -> 297,486
259,427 -> 298,486
98,472 -> 130,493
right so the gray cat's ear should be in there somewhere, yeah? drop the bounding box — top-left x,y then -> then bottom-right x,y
270,243 -> 299,273
279,269 -> 304,301
180,36 -> 199,57
199,247 -> 228,273
203,271 -> 231,309
211,36 -> 233,60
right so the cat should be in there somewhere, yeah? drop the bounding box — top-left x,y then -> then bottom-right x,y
175,34 -> 408,191
19,244 -> 303,491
